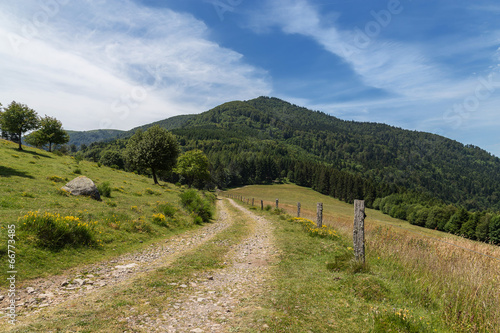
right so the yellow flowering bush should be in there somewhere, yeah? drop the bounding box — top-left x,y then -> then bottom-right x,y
152,213 -> 170,227
19,211 -> 98,250
291,217 -> 339,240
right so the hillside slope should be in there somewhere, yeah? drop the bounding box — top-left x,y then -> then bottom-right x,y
0,138 -> 212,283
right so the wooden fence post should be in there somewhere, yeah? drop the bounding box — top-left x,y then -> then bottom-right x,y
276,199 -> 279,209
353,200 -> 365,263
252,198 -> 254,206
261,200 -> 264,210
297,202 -> 301,217
316,203 -> 323,228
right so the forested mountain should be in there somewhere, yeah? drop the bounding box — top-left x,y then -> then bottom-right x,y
79,96 -> 500,213
174,97 -> 500,211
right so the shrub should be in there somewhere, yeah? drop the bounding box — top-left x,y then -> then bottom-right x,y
145,188 -> 161,195
156,202 -> 176,218
179,189 -> 213,223
152,213 -> 169,227
291,217 -> 339,240
264,204 -> 272,211
19,212 -> 97,250
56,188 -> 70,196
47,175 -> 66,183
97,181 -> 112,198
125,218 -> 152,233
272,208 -> 286,215
73,168 -> 82,174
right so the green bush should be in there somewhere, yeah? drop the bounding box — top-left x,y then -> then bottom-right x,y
47,175 -> 67,183
152,213 -> 169,227
179,189 -> 213,223
264,204 -> 272,211
97,181 -> 112,198
19,211 -> 96,250
157,202 -> 176,218
272,208 -> 286,215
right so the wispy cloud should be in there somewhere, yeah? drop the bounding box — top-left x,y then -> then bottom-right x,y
246,0 -> 500,146
0,0 -> 271,130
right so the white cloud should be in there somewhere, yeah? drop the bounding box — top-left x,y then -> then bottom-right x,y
0,0 -> 271,130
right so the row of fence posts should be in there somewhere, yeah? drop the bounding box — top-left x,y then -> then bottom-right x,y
221,193 -> 366,263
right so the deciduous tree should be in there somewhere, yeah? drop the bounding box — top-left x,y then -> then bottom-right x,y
175,150 -> 211,188
38,116 -> 70,152
0,101 -> 40,150
125,126 -> 179,185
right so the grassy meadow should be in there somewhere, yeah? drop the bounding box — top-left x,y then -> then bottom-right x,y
0,139 -> 210,285
226,184 -> 500,332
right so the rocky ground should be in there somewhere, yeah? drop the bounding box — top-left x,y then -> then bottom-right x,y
1,199 -> 278,332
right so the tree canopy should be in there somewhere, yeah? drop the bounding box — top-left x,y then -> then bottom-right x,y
0,101 -> 40,150
25,116 -> 69,151
125,125 -> 179,185
175,150 -> 211,189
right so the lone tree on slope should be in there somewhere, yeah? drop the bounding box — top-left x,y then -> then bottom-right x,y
125,125 -> 180,185
25,115 -> 69,152
0,101 -> 40,150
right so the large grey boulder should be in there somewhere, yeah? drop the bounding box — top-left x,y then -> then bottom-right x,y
61,176 -> 101,201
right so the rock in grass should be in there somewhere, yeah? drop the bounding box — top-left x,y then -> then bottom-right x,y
61,176 -> 101,201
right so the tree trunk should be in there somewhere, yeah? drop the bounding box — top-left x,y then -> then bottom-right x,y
17,131 -> 22,150
48,142 -> 52,152
152,168 -> 159,185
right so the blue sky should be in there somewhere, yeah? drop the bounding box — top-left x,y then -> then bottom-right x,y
1,0 -> 499,156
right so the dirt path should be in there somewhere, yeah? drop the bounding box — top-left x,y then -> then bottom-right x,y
0,200 -> 233,321
130,198 -> 278,332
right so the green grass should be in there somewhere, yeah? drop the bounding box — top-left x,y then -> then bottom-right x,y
227,185 -> 500,332
0,139 -> 211,285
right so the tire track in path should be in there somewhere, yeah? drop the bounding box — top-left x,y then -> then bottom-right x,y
134,198 -> 278,332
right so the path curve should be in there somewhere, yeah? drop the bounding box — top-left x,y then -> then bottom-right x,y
133,198 -> 278,332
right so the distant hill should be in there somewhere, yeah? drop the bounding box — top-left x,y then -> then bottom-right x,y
67,129 -> 125,148
68,114 -> 194,148
77,96 -> 500,212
